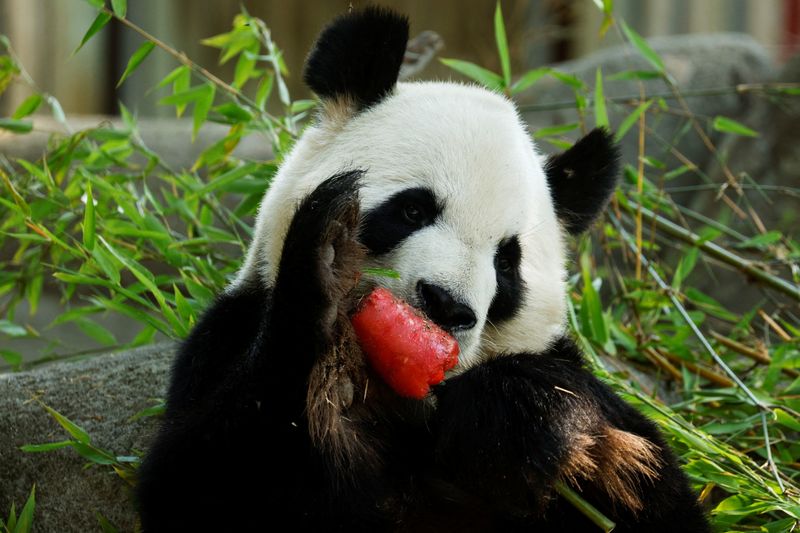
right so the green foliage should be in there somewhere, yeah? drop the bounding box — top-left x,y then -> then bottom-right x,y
440,3 -> 800,530
21,403 -> 138,485
1,2 -> 799,531
1,485 -> 35,533
0,8 -> 307,363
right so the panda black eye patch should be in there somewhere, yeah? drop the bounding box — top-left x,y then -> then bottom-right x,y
359,187 -> 441,255
488,236 -> 525,323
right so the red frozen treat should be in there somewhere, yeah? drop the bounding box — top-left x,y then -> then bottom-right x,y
351,288 -> 460,399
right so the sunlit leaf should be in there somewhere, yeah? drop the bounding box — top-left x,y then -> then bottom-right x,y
594,67 -> 608,128
20,441 -> 74,453
15,485 -> 35,533
615,100 -> 652,142
712,116 -> 759,137
532,123 -> 579,139
0,118 -> 33,133
0,320 -> 27,337
510,67 -> 549,95
494,2 -> 511,88
117,41 -> 155,87
110,0 -> 126,18
12,94 -> 43,119
75,12 -> 112,54
620,21 -> 665,74
191,83 -> 216,141
82,183 -> 96,251
40,404 -> 90,444
439,58 -> 504,91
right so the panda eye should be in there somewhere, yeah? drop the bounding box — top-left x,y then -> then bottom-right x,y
402,202 -> 424,225
495,256 -> 513,273
495,237 -> 521,276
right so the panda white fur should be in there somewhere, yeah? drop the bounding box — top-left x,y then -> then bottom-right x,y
137,7 -> 709,532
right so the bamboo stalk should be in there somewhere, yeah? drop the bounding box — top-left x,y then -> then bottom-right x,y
620,202 -> 800,302
710,331 -> 770,364
642,347 -> 684,382
658,350 -> 735,388
555,482 -> 616,532
758,310 -> 793,342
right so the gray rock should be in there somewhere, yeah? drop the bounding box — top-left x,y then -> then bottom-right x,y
520,33 -> 776,170
0,343 -> 174,532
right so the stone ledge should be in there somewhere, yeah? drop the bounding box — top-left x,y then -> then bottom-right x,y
0,343 -> 175,532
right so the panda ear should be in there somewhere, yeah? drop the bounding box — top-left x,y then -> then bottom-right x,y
303,6 -> 409,111
544,128 -> 620,235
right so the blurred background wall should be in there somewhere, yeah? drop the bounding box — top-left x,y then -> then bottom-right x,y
0,0 -> 798,118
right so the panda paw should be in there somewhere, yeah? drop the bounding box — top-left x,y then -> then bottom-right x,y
272,170 -> 366,340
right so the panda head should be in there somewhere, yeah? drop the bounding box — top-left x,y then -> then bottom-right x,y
236,7 -> 619,369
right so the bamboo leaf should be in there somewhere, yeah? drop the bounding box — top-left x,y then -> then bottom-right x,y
82,183 -> 96,251
71,442 -> 116,465
96,512 -> 119,533
191,83 -> 216,141
733,230 -> 781,250
555,482 -> 615,532
20,441 -> 75,453
1,349 -> 22,368
608,70 -> 661,81
82,0 -> 104,8
117,41 -> 155,87
594,67 -> 609,128
548,70 -> 586,89
362,268 -> 401,279
159,83 -> 197,105
510,67 -> 549,95
615,100 -> 652,142
47,95 -> 67,126
173,285 -> 193,323
672,247 -> 699,290
712,116 -> 759,137
439,58 -> 504,91
493,2 -> 511,88
14,485 -> 35,533
195,161 -> 259,194
40,404 -> 90,444
532,123 -> 579,139
233,47 -> 257,89
0,320 -> 28,338
110,0 -> 126,18
91,246 -> 121,285
75,317 -> 118,346
255,72 -> 274,110
620,21 -> 665,74
12,94 -> 43,119
75,12 -> 112,54
26,274 -> 43,316
0,118 -> 33,133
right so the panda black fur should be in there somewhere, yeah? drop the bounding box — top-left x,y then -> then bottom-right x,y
136,7 -> 710,532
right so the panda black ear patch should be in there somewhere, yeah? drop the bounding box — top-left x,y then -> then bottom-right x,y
544,128 -> 620,235
303,6 -> 409,110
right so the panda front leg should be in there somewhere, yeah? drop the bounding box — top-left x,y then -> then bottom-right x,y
432,336 -> 709,532
267,170 -> 365,386
136,171 -> 368,531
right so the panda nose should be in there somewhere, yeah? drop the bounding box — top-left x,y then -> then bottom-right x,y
416,281 -> 477,332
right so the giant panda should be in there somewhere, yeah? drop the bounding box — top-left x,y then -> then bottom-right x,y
136,7 -> 709,532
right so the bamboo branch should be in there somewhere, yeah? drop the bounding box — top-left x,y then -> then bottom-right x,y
620,201 -> 800,302
518,82 -> 800,113
610,215 -> 786,493
658,349 -> 735,388
710,331 -> 799,379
